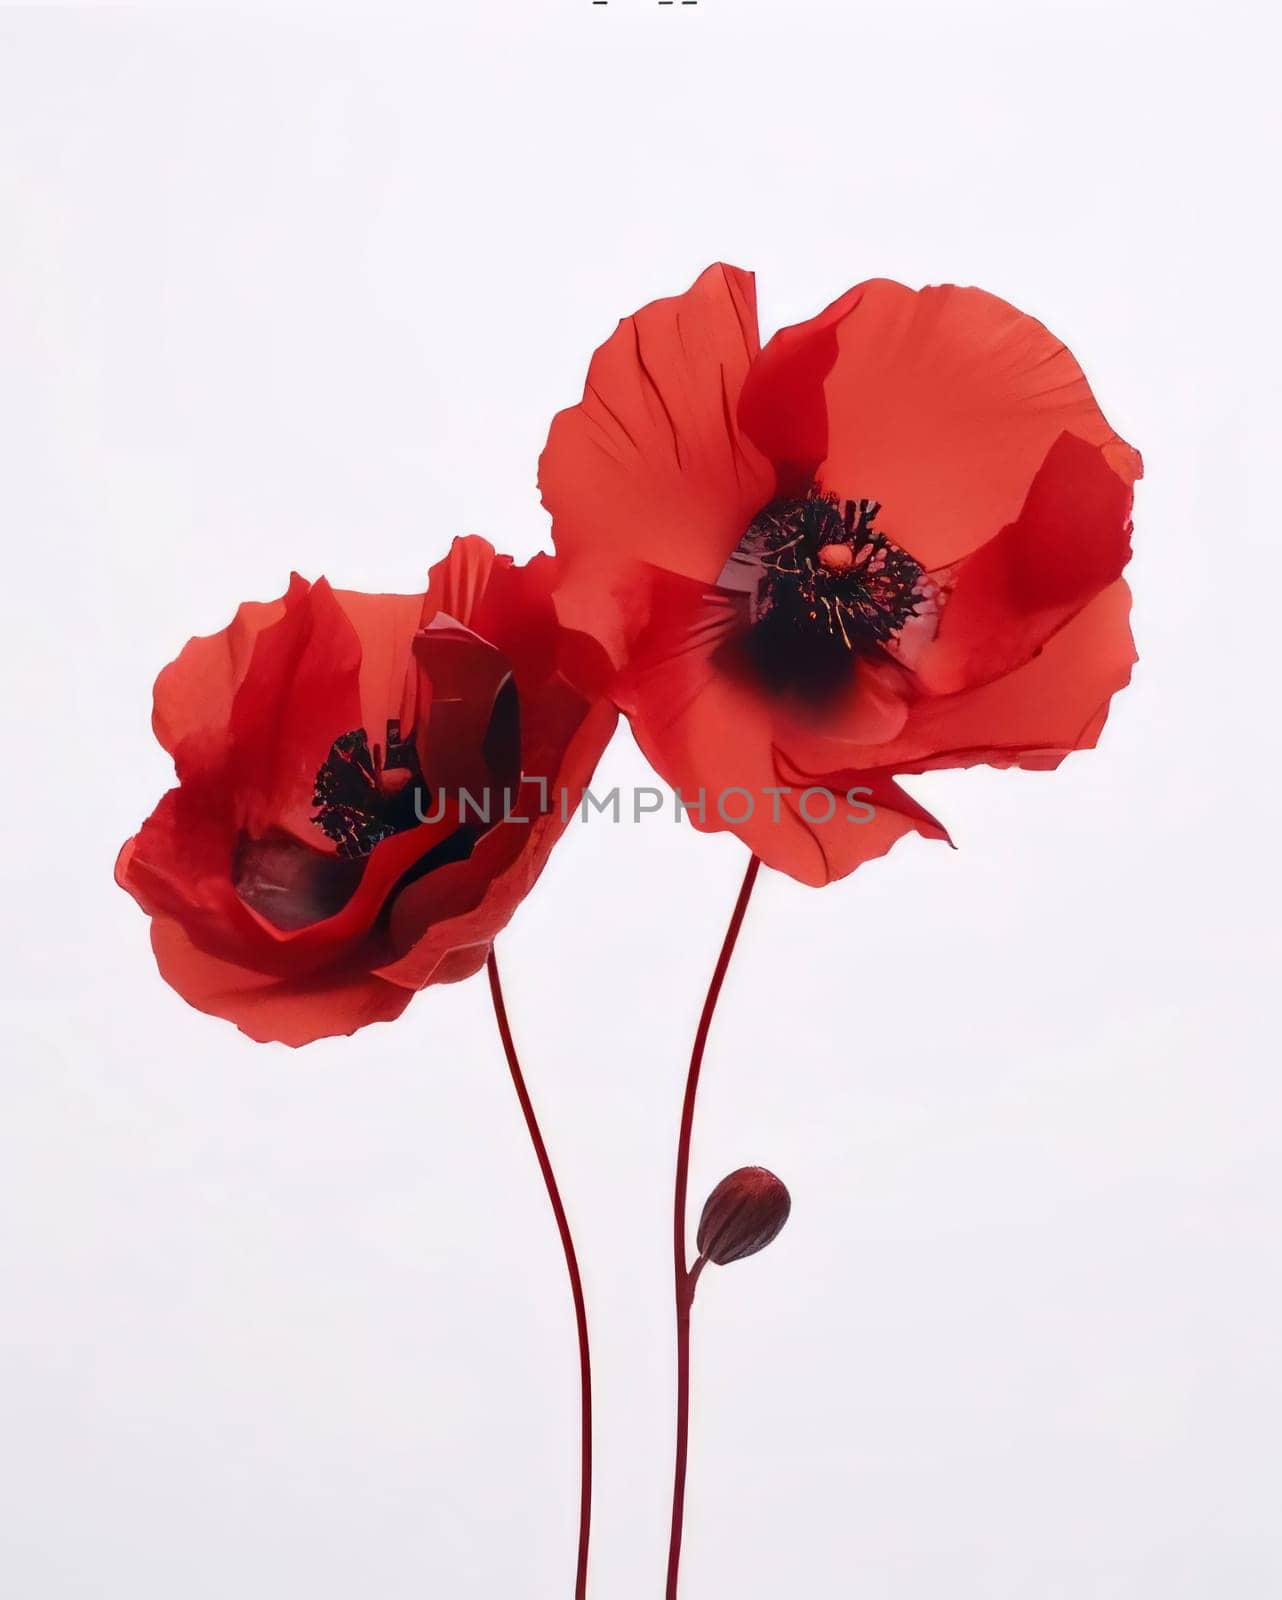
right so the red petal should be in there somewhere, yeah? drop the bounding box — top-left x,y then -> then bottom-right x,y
377,695 -> 617,985
225,578 -> 363,843
436,544 -> 562,692
412,617 -> 518,799
871,579 -> 1136,773
330,586 -> 435,737
148,915 -> 413,1046
737,281 -> 867,488
615,571 -> 945,885
749,759 -> 950,888
539,263 -> 775,585
424,534 -> 506,632
119,784 -> 465,966
152,580 -> 296,775
916,433 -> 1135,694
748,278 -> 1140,571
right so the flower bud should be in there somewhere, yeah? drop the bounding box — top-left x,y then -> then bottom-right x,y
696,1166 -> 791,1266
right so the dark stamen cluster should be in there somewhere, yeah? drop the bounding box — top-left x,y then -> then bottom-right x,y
311,718 -> 427,858
744,490 -> 926,651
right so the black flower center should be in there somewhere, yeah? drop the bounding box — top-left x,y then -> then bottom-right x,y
720,490 -> 928,701
311,718 -> 427,859
737,491 -> 926,649
236,718 -> 484,934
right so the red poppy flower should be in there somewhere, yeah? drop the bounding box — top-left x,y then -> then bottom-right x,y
539,265 -> 1140,887
116,537 -> 616,1045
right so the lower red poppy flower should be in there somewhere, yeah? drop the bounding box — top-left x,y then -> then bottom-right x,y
539,265 -> 1140,886
116,537 -> 616,1045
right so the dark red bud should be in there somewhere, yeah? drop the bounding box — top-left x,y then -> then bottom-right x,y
696,1166 -> 791,1266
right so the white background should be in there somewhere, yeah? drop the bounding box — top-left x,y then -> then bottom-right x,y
2,3 -> 1279,1595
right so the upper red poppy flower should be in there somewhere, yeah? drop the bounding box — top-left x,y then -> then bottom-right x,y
539,264 -> 1140,886
116,537 -> 616,1045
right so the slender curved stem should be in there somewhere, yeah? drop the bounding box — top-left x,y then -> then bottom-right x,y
486,950 -> 592,1600
666,855 -> 762,1600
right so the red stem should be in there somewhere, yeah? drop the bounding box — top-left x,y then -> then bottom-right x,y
487,950 -> 593,1600
666,855 -> 762,1600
